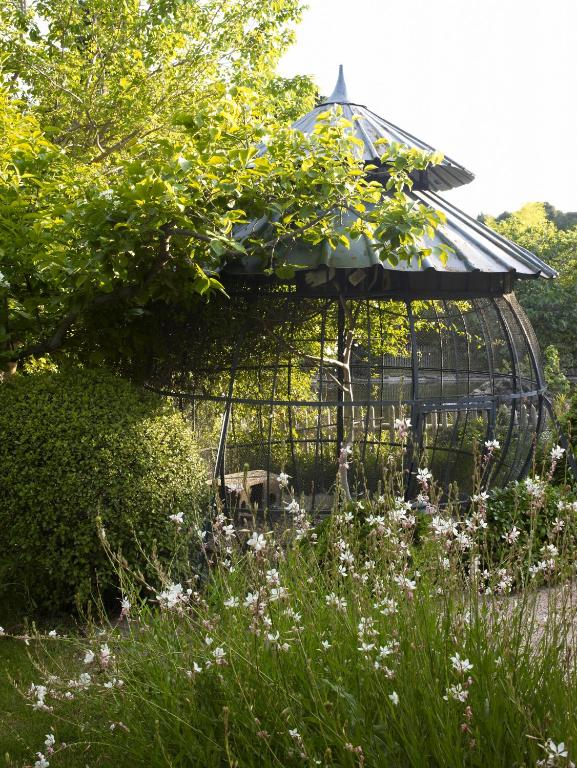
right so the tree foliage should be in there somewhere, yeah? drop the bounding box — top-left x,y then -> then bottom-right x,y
485,202 -> 577,370
0,0 -> 450,368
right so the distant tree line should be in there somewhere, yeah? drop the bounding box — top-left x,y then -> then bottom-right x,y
482,202 -> 577,372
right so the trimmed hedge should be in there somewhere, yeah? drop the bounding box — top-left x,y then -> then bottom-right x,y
0,368 -> 207,612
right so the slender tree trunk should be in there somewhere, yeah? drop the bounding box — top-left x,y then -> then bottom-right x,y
336,296 -> 360,500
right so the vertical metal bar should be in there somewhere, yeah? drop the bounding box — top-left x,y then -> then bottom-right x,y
214,343 -> 241,511
286,304 -> 298,492
361,299 -> 372,464
312,301 -> 329,511
428,301 -> 446,484
336,300 -> 345,455
405,301 -> 420,498
265,314 -> 282,512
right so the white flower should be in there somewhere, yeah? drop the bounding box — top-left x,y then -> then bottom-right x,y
525,476 -> 545,498
44,733 -> 55,749
551,445 -> 565,462
277,472 -> 290,489
48,630 -> 57,638
247,532 -> 267,552
541,543 -> 559,558
455,531 -> 472,549
450,653 -> 473,674
495,569 -> 513,594
288,728 -> 301,741
243,591 -> 261,609
375,597 -> 398,616
366,514 -> 387,534
222,524 -> 236,539
551,517 -> 565,534
394,417 -> 411,439
444,683 -> 469,702
213,647 -> 227,665
285,499 -> 301,515
545,740 -> 568,758
484,439 -> 500,451
120,597 -> 131,617
0,626 -> 4,636
358,616 -> 377,638
83,650 -> 95,664
224,596 -> 239,609
77,672 -> 92,687
100,643 -> 112,666
186,662 -> 203,678
383,639 -> 401,655
34,754 -> 50,768
393,574 -> 417,593
389,691 -> 399,706
339,548 -> 355,566
269,587 -> 289,602
358,641 -> 375,654
538,740 -> 575,767
30,684 -> 50,711
266,568 -> 280,586
325,593 -> 347,611
430,515 -> 457,539
169,511 -> 184,525
156,582 -> 188,610
321,639 -> 332,651
502,525 -> 521,544
416,467 -> 432,483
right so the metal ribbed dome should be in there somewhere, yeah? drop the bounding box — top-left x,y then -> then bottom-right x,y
290,65 -> 475,192
232,66 -> 557,291
232,190 -> 557,294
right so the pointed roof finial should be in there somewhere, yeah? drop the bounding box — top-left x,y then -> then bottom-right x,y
324,64 -> 350,104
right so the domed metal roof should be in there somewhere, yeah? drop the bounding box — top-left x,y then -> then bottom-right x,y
229,66 -> 556,294
231,190 -> 556,297
290,66 -> 475,192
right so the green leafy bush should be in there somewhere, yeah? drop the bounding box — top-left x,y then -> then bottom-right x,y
0,368 -> 207,612
485,478 -> 577,572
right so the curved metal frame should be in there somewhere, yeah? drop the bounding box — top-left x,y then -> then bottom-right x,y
152,282 -> 547,511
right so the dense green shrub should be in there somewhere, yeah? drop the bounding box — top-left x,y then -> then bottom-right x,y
0,368 -> 208,612
485,478 -> 577,571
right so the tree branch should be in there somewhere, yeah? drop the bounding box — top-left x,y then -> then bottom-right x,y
90,126 -> 162,164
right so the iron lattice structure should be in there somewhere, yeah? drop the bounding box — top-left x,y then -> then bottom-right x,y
158,274 -> 546,511
150,67 -> 555,511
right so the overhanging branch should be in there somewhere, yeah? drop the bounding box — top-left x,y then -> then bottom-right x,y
11,228 -> 173,362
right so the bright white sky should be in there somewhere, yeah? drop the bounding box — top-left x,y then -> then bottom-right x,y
278,0 -> 577,217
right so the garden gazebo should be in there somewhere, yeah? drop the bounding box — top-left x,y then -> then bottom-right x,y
167,68 -> 557,510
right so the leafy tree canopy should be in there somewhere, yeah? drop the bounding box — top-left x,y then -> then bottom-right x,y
0,0 -> 449,367
485,202 -> 577,369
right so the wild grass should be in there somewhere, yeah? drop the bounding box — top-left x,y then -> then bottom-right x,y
3,447 -> 577,767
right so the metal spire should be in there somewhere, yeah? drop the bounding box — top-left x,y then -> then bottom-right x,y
324,64 -> 350,104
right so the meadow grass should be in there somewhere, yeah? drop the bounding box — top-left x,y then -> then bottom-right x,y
3,450 -> 577,767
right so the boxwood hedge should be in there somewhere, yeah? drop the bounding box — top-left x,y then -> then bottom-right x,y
0,368 -> 207,613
